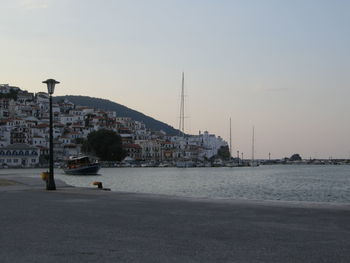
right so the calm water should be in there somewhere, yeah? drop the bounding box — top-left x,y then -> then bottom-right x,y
1,165 -> 350,203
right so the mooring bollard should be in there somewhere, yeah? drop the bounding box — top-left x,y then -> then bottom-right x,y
93,181 -> 103,189
41,171 -> 49,181
92,181 -> 111,191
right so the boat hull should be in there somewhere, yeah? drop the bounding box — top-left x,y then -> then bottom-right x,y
176,161 -> 195,168
64,164 -> 101,175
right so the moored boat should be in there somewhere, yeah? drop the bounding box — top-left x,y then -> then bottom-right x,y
63,156 -> 101,175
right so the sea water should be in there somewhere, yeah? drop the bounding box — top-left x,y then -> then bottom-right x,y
1,165 -> 350,203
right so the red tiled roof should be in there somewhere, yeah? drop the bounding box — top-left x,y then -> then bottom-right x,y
35,124 -> 49,128
124,144 -> 142,149
68,131 -> 80,135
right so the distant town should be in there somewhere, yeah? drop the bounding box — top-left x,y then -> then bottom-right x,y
1,84 -> 349,168
0,84 -> 229,168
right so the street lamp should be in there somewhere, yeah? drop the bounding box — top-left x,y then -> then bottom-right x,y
42,79 -> 60,190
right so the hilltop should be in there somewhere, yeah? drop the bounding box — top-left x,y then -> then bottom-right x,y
55,95 -> 180,136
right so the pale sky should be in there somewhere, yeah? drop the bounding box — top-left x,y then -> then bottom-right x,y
1,0 -> 350,159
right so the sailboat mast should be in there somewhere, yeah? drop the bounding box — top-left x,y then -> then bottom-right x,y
229,117 -> 232,158
252,126 -> 255,165
178,72 -> 185,136
182,72 -> 185,135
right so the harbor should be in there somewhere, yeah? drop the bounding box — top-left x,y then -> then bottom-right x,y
1,1 -> 350,262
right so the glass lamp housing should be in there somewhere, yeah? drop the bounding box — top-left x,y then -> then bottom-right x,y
42,79 -> 60,95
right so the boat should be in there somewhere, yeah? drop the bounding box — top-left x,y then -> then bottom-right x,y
176,160 -> 195,168
158,162 -> 171,167
63,156 -> 101,175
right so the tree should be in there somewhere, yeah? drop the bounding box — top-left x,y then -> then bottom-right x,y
82,129 -> 126,161
217,145 -> 231,160
290,153 -> 302,161
0,89 -> 18,100
75,138 -> 86,145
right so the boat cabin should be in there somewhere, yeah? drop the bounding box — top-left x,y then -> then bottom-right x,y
67,156 -> 91,169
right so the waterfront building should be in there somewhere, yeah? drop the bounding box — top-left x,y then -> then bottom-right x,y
0,125 -> 11,147
136,140 -> 162,161
123,144 -> 142,160
161,141 -> 177,160
0,143 -> 40,168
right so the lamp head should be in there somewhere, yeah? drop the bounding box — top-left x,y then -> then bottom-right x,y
42,79 -> 60,95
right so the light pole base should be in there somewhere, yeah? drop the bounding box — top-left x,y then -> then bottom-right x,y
46,180 -> 56,191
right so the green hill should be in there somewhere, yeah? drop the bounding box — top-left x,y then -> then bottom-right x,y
55,95 -> 180,136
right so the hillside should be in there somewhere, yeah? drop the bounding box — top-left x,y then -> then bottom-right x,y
55,95 -> 180,136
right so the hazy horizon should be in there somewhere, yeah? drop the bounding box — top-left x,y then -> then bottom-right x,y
1,0 -> 349,159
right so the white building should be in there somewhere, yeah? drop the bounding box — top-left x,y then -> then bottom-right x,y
0,144 -> 40,168
32,136 -> 47,147
136,139 -> 162,161
199,131 -> 227,159
0,125 -> 11,147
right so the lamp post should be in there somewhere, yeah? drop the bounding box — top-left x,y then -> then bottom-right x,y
43,79 -> 60,190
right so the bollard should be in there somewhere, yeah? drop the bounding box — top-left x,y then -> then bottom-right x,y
41,171 -> 49,181
92,181 -> 111,191
92,181 -> 103,189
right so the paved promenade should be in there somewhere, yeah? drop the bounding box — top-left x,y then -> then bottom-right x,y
1,176 -> 350,263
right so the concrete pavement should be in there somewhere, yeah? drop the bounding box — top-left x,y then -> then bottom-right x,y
1,176 -> 350,263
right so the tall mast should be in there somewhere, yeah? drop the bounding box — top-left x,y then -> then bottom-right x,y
229,117 -> 232,158
252,126 -> 255,165
178,72 -> 185,136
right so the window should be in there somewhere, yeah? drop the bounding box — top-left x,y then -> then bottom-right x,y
7,159 -> 11,163
14,159 -> 18,163
32,159 -> 36,163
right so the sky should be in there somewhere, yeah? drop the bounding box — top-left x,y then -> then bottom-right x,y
1,0 -> 350,159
